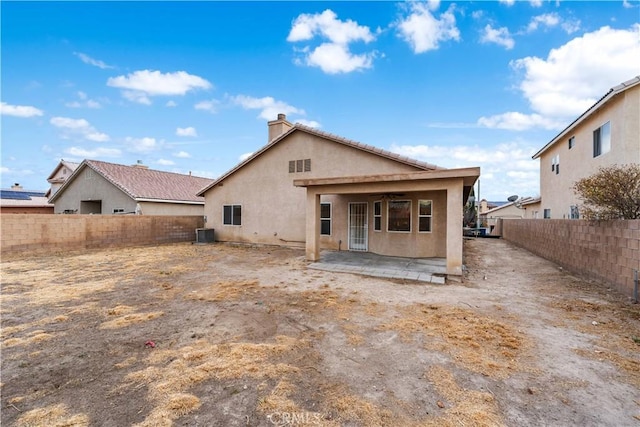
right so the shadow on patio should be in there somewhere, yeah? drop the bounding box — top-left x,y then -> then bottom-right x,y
308,250 -> 447,284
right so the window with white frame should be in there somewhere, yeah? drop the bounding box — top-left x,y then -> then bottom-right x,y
551,154 -> 560,175
320,203 -> 331,235
543,208 -> 551,219
388,200 -> 411,232
418,200 -> 432,232
223,204 -> 242,225
373,201 -> 382,231
593,121 -> 611,157
113,208 -> 124,213
568,136 -> 575,149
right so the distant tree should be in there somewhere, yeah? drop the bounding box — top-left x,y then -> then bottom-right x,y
572,164 -> 640,220
464,186 -> 477,227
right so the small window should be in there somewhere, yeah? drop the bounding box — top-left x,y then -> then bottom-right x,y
568,136 -> 575,149
320,203 -> 331,235
304,158 -> 311,172
543,208 -> 551,219
551,155 -> 559,175
296,159 -> 303,172
373,201 -> 382,232
113,208 -> 124,213
388,200 -> 411,232
418,200 -> 432,232
223,205 -> 242,225
570,205 -> 579,219
593,121 -> 611,157
289,160 -> 295,173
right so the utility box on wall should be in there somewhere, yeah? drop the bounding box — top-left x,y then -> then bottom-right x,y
195,228 -> 215,243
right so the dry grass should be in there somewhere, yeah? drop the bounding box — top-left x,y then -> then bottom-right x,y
379,304 -> 526,378
122,336 -> 304,426
99,311 -> 164,329
258,379 -> 302,414
15,403 -> 89,427
185,279 -> 260,302
552,298 -> 640,386
421,366 -> 505,427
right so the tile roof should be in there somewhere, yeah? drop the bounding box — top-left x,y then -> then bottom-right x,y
198,123 -> 442,196
50,160 -> 213,204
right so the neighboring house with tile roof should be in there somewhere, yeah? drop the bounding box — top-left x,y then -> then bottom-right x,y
532,75 -> 640,219
480,196 -> 541,235
198,114 -> 480,279
45,159 -> 80,198
1,183 -> 53,214
49,160 -> 213,215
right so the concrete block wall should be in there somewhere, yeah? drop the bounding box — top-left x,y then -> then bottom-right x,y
1,215 -> 205,257
501,219 -> 640,298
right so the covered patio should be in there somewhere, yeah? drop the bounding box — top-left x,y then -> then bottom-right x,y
294,167 -> 480,280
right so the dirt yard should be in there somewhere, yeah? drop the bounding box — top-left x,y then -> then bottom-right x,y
1,238 -> 639,427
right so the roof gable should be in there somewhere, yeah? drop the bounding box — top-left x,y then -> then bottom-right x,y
50,160 -> 213,204
533,75 -> 640,159
197,124 -> 442,196
47,160 -> 80,181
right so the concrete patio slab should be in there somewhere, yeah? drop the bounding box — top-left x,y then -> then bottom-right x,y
308,250 -> 447,284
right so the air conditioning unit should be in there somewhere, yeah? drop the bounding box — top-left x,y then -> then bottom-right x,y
195,228 -> 215,243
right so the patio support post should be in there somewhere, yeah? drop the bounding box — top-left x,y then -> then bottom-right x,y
305,190 -> 321,261
446,182 -> 464,277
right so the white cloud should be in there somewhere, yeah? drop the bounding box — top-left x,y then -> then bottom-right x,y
239,152 -> 254,162
499,0 -> 515,5
65,91 -> 101,109
166,100 -> 177,107
173,151 -> 191,158
156,159 -> 175,166
389,141 -> 540,200
122,91 -> 151,105
176,126 -> 198,137
396,2 -> 460,54
0,166 -> 34,176
125,136 -> 160,153
230,94 -> 305,121
107,70 -> 212,104
50,116 -> 110,142
73,52 -> 114,69
512,25 -> 640,118
287,9 -> 378,74
477,112 -> 565,131
480,25 -> 515,49
65,146 -> 121,158
288,9 -> 375,44
1,102 -> 43,117
304,43 -> 377,74
527,13 -> 560,32
194,99 -> 219,113
529,0 -> 543,7
295,119 -> 321,128
479,24 -> 640,131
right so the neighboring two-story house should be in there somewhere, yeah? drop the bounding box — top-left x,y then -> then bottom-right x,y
532,75 -> 640,219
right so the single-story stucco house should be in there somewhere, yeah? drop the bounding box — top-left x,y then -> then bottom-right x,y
198,114 -> 480,278
49,159 -> 213,215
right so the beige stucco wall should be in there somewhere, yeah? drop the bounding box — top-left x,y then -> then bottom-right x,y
53,168 -> 204,215
53,167 -> 137,214
538,85 -> 640,219
202,131 -> 448,257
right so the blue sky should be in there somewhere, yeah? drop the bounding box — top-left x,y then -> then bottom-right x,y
1,0 -> 639,201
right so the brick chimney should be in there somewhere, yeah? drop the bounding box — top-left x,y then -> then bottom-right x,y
267,113 -> 293,142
